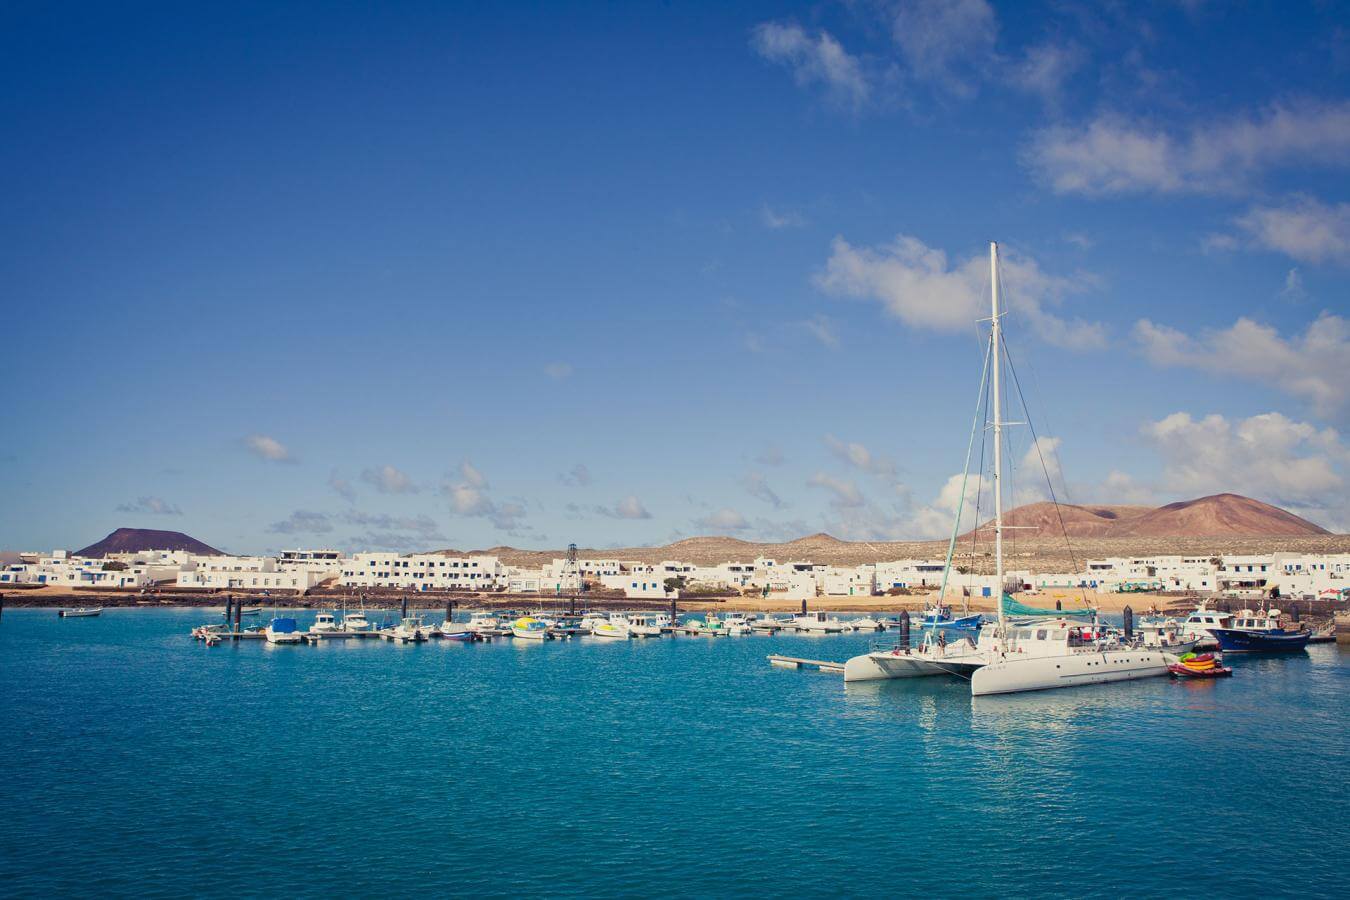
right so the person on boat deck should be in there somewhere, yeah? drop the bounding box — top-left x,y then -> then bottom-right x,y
936,630 -> 947,649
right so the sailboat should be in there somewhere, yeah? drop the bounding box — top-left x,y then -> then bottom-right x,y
963,242 -> 1170,695
846,242 -> 1173,692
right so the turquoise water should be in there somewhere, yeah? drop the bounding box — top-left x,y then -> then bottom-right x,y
1,608 -> 1347,898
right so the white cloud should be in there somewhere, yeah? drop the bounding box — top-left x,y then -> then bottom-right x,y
559,463 -> 592,487
824,434 -> 898,480
1141,411 -> 1347,528
751,22 -> 870,109
328,471 -> 355,503
544,362 -> 574,379
360,464 -> 418,494
694,508 -> 750,533
1010,41 -> 1083,102
742,471 -> 784,508
268,510 -> 333,535
599,495 -> 652,520
1013,435 -> 1064,505
458,460 -> 487,489
1279,268 -> 1308,303
755,445 -> 786,467
244,434 -> 294,463
1135,313 -> 1350,419
115,496 -> 182,516
444,461 -> 528,533
808,472 -> 864,508
1025,101 -> 1350,195
817,234 -> 1105,349
889,0 -> 997,95
803,315 -> 840,349
1235,196 -> 1350,265
761,205 -> 807,229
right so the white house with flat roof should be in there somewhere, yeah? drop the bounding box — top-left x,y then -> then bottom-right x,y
338,553 -> 504,591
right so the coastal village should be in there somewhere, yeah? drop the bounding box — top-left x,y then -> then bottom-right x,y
5,542 -> 1349,607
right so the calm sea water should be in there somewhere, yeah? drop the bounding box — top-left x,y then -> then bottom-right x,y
1,608 -> 1346,898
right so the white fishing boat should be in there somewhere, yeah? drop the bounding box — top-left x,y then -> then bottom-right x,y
309,612 -> 341,634
265,616 -> 302,644
721,614 -> 752,635
58,607 -> 103,618
591,617 -> 630,639
465,611 -> 502,634
849,616 -> 883,632
1177,605 -> 1232,650
747,613 -> 782,632
391,616 -> 429,643
686,614 -> 727,636
436,617 -> 472,639
793,611 -> 846,633
625,614 -> 664,637
511,616 -> 552,640
341,612 -> 373,633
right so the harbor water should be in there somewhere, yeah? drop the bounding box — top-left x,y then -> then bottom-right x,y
1,608 -> 1347,898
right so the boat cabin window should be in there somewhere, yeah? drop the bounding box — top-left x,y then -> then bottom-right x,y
1036,629 -> 1048,640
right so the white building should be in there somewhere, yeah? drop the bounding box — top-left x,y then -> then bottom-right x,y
176,556 -> 326,592
338,553 -> 505,591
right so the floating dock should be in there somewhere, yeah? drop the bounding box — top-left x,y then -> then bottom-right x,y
767,654 -> 844,674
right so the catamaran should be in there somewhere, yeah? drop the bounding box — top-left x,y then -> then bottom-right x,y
846,242 -> 1173,693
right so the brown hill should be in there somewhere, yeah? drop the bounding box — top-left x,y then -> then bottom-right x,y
1114,494 -> 1329,538
966,493 -> 1327,540
77,528 -> 224,558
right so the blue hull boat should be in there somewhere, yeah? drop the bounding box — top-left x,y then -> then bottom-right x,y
1208,627 -> 1310,653
919,613 -> 983,631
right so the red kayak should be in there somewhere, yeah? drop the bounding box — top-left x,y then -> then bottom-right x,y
1169,662 -> 1233,678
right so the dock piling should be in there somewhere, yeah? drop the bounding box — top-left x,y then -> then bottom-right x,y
1123,606 -> 1134,640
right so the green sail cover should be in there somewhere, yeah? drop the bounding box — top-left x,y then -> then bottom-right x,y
1000,593 -> 1095,618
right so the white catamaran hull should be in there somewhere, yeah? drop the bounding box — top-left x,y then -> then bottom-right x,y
970,649 -> 1170,696
844,648 -> 986,682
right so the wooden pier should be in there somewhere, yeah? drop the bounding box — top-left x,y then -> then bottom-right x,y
767,654 -> 845,674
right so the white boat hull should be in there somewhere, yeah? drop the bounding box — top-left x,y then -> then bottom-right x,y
512,628 -> 548,640
970,649 -> 1170,696
266,631 -> 302,644
843,648 -> 986,682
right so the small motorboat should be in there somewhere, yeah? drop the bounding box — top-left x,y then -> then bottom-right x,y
1168,652 -> 1233,678
792,611 -> 846,633
591,618 -> 630,639
341,612 -> 373,633
511,616 -> 552,640
391,617 -> 430,643
265,617 -> 302,644
309,612 -> 342,634
916,605 -> 983,630
58,607 -> 103,618
625,614 -> 664,637
223,606 -> 263,617
849,616 -> 883,631
720,614 -> 752,635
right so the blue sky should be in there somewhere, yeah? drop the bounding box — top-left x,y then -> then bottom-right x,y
3,0 -> 1348,553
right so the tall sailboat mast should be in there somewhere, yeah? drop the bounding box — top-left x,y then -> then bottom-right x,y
990,241 -> 1006,634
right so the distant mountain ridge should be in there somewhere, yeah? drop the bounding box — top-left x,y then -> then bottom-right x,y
434,494 -> 1331,568
76,528 -> 224,558
965,493 -> 1328,540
